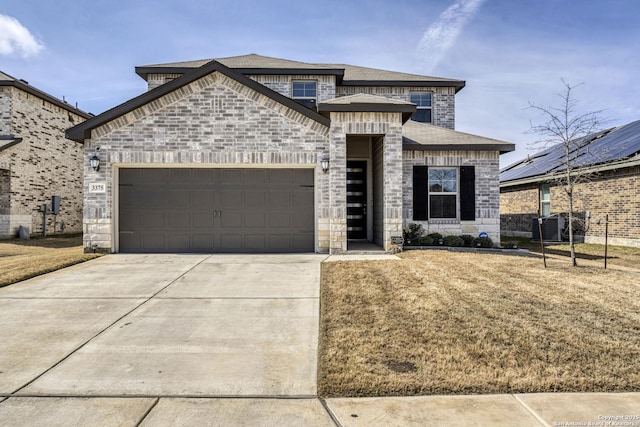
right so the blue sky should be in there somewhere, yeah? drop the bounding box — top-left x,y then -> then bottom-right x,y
2,0 -> 639,166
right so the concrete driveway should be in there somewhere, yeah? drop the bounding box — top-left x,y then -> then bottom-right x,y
0,253 -> 336,425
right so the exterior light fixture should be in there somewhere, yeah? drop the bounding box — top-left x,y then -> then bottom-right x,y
89,154 -> 100,172
321,156 -> 330,173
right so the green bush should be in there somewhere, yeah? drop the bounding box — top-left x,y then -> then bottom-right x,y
419,236 -> 434,246
426,233 -> 443,245
459,234 -> 475,247
502,241 -> 519,249
472,236 -> 494,248
443,235 -> 464,247
403,224 -> 424,246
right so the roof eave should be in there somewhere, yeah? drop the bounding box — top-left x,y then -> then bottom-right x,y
0,81 -> 92,119
403,141 -> 515,154
500,156 -> 640,187
69,60 -> 331,143
340,80 -> 466,92
318,103 -> 416,123
136,66 -> 346,83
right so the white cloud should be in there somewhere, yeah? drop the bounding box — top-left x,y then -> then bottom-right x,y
416,0 -> 485,74
0,14 -> 44,58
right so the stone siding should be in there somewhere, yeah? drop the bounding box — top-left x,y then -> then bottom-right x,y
403,150 -> 501,242
0,86 -> 87,237
329,112 -> 404,252
337,86 -> 456,129
500,165 -> 640,247
84,71 -> 330,252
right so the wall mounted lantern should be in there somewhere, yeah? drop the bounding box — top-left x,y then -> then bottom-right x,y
89,154 -> 100,172
321,155 -> 330,173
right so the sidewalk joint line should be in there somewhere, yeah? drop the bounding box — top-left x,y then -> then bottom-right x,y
512,394 -> 552,427
8,256 -> 212,396
319,397 -> 343,427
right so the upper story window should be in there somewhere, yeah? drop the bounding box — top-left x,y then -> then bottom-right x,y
292,81 -> 317,109
410,92 -> 432,123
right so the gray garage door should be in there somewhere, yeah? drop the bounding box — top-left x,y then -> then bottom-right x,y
119,168 -> 314,253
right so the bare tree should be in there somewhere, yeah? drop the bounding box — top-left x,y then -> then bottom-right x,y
527,80 -> 605,267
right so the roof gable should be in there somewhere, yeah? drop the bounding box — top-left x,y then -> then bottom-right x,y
67,59 -> 330,142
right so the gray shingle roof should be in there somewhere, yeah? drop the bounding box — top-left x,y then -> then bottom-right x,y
136,54 -> 465,88
500,119 -> 640,184
320,93 -> 414,105
402,120 -> 515,153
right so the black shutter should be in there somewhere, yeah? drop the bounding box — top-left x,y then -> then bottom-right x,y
460,166 -> 475,221
413,166 -> 428,220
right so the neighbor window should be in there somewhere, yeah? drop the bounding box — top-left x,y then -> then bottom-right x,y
410,92 -> 432,123
292,81 -> 317,109
540,184 -> 551,217
428,168 -> 457,218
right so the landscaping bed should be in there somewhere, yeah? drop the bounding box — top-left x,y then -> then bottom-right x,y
318,248 -> 640,397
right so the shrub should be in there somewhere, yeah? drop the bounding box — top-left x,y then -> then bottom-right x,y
426,233 -> 443,245
443,235 -> 464,247
403,224 -> 424,246
459,234 -> 475,247
419,236 -> 434,246
472,236 -> 494,248
502,241 -> 519,249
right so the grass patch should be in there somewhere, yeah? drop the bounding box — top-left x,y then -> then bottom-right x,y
0,235 -> 101,288
318,250 -> 640,397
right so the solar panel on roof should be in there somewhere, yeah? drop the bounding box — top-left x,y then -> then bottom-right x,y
500,119 -> 640,183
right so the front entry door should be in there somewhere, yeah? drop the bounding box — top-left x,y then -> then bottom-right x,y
346,161 -> 367,239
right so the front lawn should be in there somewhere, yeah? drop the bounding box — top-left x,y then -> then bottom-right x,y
318,249 -> 640,396
0,235 -> 101,288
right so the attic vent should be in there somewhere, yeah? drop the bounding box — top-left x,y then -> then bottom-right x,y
18,79 -> 29,85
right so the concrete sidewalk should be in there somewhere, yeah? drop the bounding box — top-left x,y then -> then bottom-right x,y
0,253 -> 638,426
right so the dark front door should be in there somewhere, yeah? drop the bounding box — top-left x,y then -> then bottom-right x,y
346,161 -> 367,240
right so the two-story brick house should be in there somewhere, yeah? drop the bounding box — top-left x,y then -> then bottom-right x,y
1,71 -> 91,237
67,54 -> 514,254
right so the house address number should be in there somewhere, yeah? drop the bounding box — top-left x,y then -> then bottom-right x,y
89,182 -> 106,193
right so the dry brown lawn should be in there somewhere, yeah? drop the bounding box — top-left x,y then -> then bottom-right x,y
318,249 -> 640,397
0,235 -> 101,288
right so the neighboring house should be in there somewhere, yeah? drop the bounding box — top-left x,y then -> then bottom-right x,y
67,54 -> 514,254
0,71 -> 91,238
500,119 -> 640,247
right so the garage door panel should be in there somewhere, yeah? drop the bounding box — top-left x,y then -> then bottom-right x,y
220,213 -> 242,228
191,213 -> 214,228
219,234 -> 242,250
244,235 -> 266,250
270,213 -> 291,228
191,191 -> 215,209
245,212 -> 266,228
169,234 -> 191,250
142,234 -> 165,251
119,168 -> 314,253
269,191 -> 291,207
192,234 -> 215,250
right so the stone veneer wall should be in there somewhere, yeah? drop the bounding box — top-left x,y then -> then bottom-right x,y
336,86 -> 456,130
403,150 -> 501,242
329,112 -> 403,252
500,165 -> 640,247
84,71 -> 330,253
0,86 -> 86,237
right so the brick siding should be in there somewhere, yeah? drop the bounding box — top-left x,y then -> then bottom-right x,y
403,150 -> 501,242
500,165 -> 640,247
84,71 -> 330,252
0,86 -> 87,237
